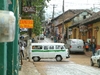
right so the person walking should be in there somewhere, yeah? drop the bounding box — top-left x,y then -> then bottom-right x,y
20,44 -> 25,58
85,42 -> 89,51
88,40 -> 92,51
91,42 -> 96,55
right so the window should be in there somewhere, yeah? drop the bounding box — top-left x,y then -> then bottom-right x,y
49,46 -> 54,49
56,45 -> 60,49
83,15 -> 86,19
97,50 -> 100,55
56,45 -> 64,49
44,46 -> 48,49
32,45 -> 42,49
61,46 -> 64,49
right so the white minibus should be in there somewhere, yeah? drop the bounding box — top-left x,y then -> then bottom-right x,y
29,43 -> 69,62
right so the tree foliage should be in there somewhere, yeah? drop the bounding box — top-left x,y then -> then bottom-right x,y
31,0 -> 51,35
32,14 -> 42,35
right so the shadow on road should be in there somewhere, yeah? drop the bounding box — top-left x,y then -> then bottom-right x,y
70,52 -> 85,55
33,59 -> 69,62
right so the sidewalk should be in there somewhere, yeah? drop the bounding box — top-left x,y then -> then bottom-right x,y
19,60 -> 40,75
19,37 -> 40,75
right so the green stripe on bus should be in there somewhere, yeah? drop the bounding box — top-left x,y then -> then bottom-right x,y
32,50 -> 66,52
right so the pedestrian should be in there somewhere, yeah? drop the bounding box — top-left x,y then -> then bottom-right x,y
51,36 -> 53,40
58,34 -> 61,42
32,38 -> 35,43
83,40 -> 85,45
85,42 -> 89,51
23,40 -> 27,47
54,36 -> 57,42
20,44 -> 25,58
88,40 -> 92,51
91,42 -> 96,55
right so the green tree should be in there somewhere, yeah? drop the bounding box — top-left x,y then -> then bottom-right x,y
32,14 -> 42,35
31,0 -> 51,36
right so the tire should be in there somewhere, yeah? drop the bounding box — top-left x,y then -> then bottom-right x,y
56,55 -> 62,62
97,60 -> 100,68
91,59 -> 94,66
33,56 -> 40,62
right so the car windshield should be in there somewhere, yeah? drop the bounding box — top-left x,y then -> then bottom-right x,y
40,34 -> 44,36
96,50 -> 100,55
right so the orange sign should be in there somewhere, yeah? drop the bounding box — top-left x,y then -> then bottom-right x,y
19,19 -> 34,28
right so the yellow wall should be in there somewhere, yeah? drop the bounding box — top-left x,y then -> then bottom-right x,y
63,17 -> 100,49
93,22 -> 100,45
76,27 -> 79,39
65,21 -> 72,28
72,27 -> 79,39
64,21 -> 73,38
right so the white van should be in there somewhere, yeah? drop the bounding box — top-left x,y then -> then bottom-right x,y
29,43 -> 69,62
66,39 -> 84,53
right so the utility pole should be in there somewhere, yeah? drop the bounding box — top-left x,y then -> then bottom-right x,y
52,4 -> 56,36
62,0 -> 65,42
52,4 -> 55,19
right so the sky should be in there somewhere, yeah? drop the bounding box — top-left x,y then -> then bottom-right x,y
44,0 -> 100,20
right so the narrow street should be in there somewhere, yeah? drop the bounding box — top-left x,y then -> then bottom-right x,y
34,54 -> 100,75
19,37 -> 100,75
1,1 -> 100,75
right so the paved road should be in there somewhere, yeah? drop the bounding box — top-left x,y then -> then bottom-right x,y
34,37 -> 100,75
34,54 -> 100,75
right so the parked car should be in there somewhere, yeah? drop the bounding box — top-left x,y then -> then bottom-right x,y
39,34 -> 44,40
90,49 -> 100,68
66,39 -> 84,53
37,34 -> 44,40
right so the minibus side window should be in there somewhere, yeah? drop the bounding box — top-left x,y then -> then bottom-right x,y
49,46 -> 54,49
56,45 -> 60,49
44,46 -> 48,50
38,45 -> 42,49
32,45 -> 42,49
61,46 -> 64,49
32,46 -> 35,49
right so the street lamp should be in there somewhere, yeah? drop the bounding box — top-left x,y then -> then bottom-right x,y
52,4 -> 56,19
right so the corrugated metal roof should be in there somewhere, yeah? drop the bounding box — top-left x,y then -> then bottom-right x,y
51,9 -> 91,21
